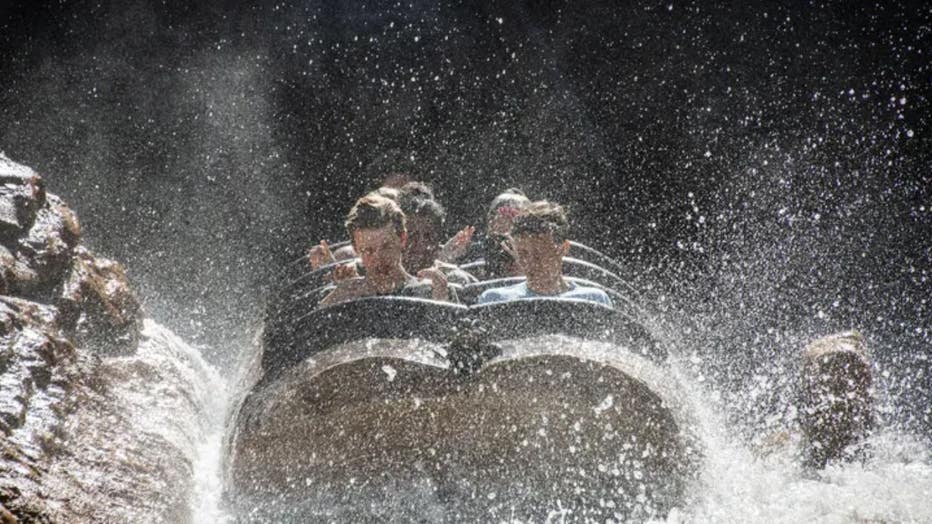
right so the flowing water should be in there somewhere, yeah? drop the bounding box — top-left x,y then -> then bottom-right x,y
166,321 -> 931,523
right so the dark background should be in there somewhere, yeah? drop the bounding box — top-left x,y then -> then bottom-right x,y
1,1 -> 929,435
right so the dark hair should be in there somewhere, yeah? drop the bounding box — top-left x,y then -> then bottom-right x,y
398,181 -> 445,233
483,233 -> 516,279
399,181 -> 435,200
345,195 -> 406,238
511,201 -> 569,242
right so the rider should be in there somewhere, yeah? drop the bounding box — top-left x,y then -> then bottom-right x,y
307,186 -> 401,270
476,201 -> 612,306
310,182 -> 476,285
319,194 -> 458,307
437,188 -> 531,279
396,182 -> 476,285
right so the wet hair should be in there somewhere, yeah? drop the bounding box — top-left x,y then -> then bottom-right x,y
367,186 -> 401,202
511,200 -> 570,243
399,181 -> 435,200
345,194 -> 406,238
398,181 -> 445,233
486,188 -> 530,227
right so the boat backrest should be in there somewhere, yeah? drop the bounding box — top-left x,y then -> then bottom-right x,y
263,295 -> 664,379
284,240 -> 637,298
470,298 -> 663,360
456,257 -> 630,294
262,296 -> 468,378
460,276 -> 612,305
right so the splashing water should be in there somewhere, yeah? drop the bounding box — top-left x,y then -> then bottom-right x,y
131,320 -> 233,523
655,358 -> 932,524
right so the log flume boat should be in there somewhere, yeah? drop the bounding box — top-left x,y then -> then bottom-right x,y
226,242 -> 702,522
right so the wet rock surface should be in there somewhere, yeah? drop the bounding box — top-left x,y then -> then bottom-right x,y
0,154 -> 195,522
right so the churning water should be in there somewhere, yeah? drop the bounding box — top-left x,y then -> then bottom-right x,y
660,358 -> 932,524
167,324 -> 931,523
126,321 -> 232,523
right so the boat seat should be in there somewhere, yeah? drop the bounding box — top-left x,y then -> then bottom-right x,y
469,298 -> 664,361
460,276 -> 614,306
262,296 -> 468,379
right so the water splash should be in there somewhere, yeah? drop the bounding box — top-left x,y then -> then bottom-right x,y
134,320 -> 233,522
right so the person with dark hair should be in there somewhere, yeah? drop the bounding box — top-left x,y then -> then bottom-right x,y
397,182 -> 445,273
476,188 -> 530,279
438,188 -> 529,278
486,188 -> 530,236
477,201 -> 612,306
319,195 -> 458,307
393,182 -> 476,285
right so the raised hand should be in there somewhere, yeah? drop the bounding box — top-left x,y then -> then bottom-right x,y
417,265 -> 450,301
308,240 -> 335,270
331,262 -> 359,282
439,225 -> 475,262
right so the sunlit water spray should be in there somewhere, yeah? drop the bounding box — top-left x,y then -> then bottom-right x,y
126,320 -> 234,522
656,363 -> 931,522
162,274 -> 931,523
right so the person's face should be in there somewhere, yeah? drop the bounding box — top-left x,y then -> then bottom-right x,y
402,216 -> 439,271
352,224 -> 406,275
511,233 -> 569,278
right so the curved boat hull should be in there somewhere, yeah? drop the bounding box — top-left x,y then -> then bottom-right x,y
227,336 -> 699,522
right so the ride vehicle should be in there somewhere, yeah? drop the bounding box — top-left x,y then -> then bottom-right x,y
226,240 -> 701,522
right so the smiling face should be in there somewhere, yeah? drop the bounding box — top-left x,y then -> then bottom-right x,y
511,233 -> 569,280
352,224 -> 407,276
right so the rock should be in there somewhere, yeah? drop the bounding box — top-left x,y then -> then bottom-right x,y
0,503 -> 17,524
0,246 -> 39,298
0,297 -> 81,522
36,323 -> 209,523
57,247 -> 142,355
0,154 -> 45,246
799,331 -> 874,469
13,196 -> 81,299
0,155 -> 169,521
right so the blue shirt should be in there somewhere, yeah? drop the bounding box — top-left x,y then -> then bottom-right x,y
477,280 -> 613,307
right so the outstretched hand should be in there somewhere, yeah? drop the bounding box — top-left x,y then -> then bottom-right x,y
439,225 -> 475,262
308,240 -> 335,270
417,265 -> 450,301
331,262 -> 359,282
